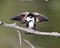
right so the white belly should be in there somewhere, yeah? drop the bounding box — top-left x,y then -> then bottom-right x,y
29,21 -> 34,28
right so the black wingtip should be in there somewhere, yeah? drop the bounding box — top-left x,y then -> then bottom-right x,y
44,18 -> 48,21
11,16 -> 21,21
40,16 -> 48,22
11,17 -> 17,20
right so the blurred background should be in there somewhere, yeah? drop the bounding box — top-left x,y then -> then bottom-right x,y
0,0 -> 60,48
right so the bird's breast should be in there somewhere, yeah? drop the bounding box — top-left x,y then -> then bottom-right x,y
28,21 -> 34,28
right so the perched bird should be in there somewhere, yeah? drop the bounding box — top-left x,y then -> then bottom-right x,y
25,13 -> 36,30
11,12 -> 48,31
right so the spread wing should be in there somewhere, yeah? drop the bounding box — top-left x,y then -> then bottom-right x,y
32,12 -> 48,22
11,12 -> 29,22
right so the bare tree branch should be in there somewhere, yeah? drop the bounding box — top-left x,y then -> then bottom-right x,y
17,30 -> 22,46
17,30 -> 35,48
23,39 -> 35,48
0,21 -> 60,36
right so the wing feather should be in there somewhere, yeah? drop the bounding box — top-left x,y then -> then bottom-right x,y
32,12 -> 48,22
11,12 -> 29,22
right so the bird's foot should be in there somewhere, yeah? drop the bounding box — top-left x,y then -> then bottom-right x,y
25,32 -> 32,34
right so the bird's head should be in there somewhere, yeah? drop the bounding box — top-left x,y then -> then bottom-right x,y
27,13 -> 34,18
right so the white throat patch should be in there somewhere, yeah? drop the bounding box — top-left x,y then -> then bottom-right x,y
26,17 -> 35,23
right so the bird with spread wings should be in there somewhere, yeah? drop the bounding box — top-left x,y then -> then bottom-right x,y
11,12 -> 48,30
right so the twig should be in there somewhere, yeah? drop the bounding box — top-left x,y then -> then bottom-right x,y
0,22 -> 60,36
17,30 -> 22,46
17,30 -> 35,48
23,39 -> 35,48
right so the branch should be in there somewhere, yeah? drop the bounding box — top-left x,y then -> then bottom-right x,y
17,30 -> 22,46
23,39 -> 35,48
17,30 -> 35,48
0,21 -> 60,36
